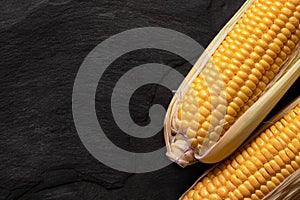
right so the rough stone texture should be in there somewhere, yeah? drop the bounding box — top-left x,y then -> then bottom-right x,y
1,0 -> 298,199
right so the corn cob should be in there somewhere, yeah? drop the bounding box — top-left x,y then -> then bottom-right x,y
181,98 -> 300,200
164,0 -> 300,165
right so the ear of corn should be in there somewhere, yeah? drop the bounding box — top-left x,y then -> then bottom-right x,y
180,97 -> 300,200
164,0 -> 300,166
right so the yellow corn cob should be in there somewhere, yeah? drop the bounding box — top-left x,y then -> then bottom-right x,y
164,0 -> 300,165
181,99 -> 300,200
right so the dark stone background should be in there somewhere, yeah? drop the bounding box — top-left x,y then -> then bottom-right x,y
1,0 -> 299,199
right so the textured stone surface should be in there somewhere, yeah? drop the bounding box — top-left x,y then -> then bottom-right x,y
1,0 -> 298,199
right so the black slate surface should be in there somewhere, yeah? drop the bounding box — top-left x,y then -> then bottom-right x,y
1,0 -> 299,200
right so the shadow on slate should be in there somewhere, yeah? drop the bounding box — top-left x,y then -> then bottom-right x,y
2,0 -> 298,200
